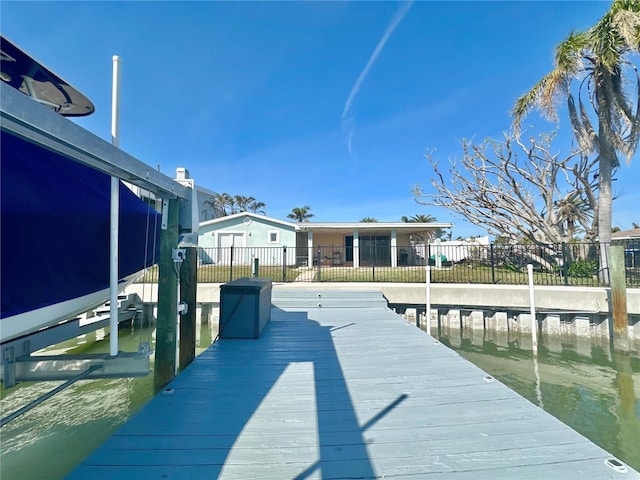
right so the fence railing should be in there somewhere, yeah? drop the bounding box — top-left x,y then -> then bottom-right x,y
137,241 -> 640,287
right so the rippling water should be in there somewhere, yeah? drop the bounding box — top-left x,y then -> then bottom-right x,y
0,314 -> 217,480
433,326 -> 640,471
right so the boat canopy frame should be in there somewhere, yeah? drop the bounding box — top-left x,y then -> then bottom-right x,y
0,82 -> 191,202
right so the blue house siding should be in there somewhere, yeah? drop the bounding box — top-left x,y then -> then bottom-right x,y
198,213 -> 297,266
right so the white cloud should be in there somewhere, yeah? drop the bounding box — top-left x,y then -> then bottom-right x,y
341,1 -> 414,154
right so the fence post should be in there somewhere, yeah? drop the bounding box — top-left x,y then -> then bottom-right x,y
490,244 -> 496,284
317,248 -> 321,282
372,242 -> 375,281
561,242 -> 568,286
252,257 -> 259,278
282,246 -> 287,282
229,245 -> 234,283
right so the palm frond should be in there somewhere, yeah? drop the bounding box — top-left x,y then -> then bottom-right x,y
567,94 -> 595,152
612,8 -> 640,50
578,92 -> 598,146
512,70 -> 566,131
555,31 -> 590,75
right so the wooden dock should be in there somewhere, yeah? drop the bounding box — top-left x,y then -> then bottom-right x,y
67,290 -> 638,479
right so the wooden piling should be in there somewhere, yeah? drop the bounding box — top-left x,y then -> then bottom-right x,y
154,198 -> 179,394
609,245 -> 628,351
179,246 -> 197,371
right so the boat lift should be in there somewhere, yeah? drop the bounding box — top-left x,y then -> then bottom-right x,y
1,60 -> 198,396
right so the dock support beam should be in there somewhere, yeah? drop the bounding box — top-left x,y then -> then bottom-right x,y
609,245 -> 628,351
154,198 -> 179,394
179,246 -> 197,371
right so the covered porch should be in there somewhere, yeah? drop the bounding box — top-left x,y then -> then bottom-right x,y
295,221 -> 453,268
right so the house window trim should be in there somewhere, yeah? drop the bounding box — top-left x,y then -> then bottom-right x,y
268,230 -> 280,244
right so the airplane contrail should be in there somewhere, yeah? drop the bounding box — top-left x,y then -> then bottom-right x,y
341,1 -> 414,154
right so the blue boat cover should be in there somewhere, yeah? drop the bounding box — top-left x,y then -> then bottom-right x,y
1,130 -> 161,320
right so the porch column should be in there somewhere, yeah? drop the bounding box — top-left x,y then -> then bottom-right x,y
391,229 -> 397,268
307,230 -> 314,268
353,229 -> 359,268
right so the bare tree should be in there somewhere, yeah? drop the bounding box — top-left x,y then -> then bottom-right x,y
414,132 -> 598,246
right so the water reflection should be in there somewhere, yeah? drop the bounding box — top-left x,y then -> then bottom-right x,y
434,326 -> 640,471
0,305 -> 219,480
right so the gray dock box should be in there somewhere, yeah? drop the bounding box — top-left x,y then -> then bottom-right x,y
219,278 -> 272,339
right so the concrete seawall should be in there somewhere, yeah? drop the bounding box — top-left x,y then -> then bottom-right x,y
125,282 -> 640,343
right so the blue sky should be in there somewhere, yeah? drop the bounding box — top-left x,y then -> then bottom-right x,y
2,1 -> 638,238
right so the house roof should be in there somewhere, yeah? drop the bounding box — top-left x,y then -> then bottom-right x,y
612,227 -> 640,240
199,214 -> 454,235
294,221 -> 454,235
199,212 -> 295,229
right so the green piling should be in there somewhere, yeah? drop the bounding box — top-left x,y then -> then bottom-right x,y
154,198 -> 179,394
179,246 -> 197,371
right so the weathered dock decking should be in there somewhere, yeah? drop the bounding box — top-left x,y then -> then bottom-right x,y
67,290 -> 638,479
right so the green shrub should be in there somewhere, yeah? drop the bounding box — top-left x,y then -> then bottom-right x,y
567,259 -> 597,278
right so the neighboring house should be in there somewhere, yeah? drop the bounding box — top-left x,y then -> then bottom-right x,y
198,215 -> 454,268
125,167 -> 219,223
175,168 -> 218,222
198,212 -> 297,266
432,236 -> 491,263
611,227 -> 640,241
612,227 -> 640,267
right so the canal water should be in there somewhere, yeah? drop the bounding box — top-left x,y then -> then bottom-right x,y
433,326 -> 640,472
1,311 -> 639,478
0,312 -> 216,480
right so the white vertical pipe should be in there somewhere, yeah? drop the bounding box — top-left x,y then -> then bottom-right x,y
425,264 -> 431,334
175,282 -> 180,375
527,264 -> 538,355
109,55 -> 122,357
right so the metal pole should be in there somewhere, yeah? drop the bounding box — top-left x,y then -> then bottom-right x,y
527,264 -> 538,354
109,55 -> 121,357
282,246 -> 287,282
1,365 -> 101,427
425,264 -> 431,334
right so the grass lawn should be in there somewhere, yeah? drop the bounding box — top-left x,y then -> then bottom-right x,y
136,263 -> 632,287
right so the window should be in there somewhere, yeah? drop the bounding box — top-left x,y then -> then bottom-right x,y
268,230 -> 280,244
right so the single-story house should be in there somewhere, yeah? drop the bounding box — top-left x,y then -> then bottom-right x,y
612,227 -> 640,267
198,212 -> 297,266
198,213 -> 453,268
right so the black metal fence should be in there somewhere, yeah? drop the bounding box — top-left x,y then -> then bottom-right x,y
137,241 -> 640,287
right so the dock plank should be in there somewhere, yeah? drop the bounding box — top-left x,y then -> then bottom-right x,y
67,290 -> 639,479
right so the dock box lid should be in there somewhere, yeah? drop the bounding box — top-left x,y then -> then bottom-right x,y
220,277 -> 272,293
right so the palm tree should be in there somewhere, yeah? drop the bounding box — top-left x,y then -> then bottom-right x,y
248,200 -> 266,214
554,192 -> 594,241
360,217 -> 378,222
401,214 -> 441,241
410,214 -> 436,223
513,0 -> 640,280
288,206 -> 314,222
204,192 -> 233,217
401,214 -> 437,223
